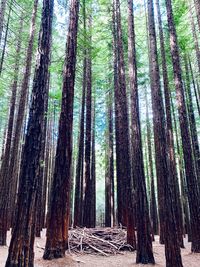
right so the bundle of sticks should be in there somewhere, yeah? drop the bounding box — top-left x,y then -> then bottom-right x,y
67,228 -> 134,256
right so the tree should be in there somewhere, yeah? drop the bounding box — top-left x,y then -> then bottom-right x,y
145,91 -> 159,236
7,0 -> 39,231
156,0 -> 184,247
43,0 -> 80,259
0,0 -> 7,44
73,0 -> 87,227
105,84 -> 115,227
148,0 -> 183,265
194,0 -> 200,32
128,0 -> 154,263
113,0 -> 135,247
83,15 -> 94,228
5,0 -> 54,265
165,0 -> 200,253
0,14 -> 24,245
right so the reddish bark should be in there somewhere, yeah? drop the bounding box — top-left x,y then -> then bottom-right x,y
5,1 -> 53,265
165,0 -> 200,252
43,0 -> 80,259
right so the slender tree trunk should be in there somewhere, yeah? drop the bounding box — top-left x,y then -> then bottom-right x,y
0,0 -> 7,44
156,0 -> 184,247
73,0 -> 86,228
145,91 -> 159,236
83,16 -> 93,228
0,0 -> 13,76
188,59 -> 200,117
165,0 -> 200,252
184,55 -> 200,191
90,96 -> 96,227
194,0 -> 200,32
43,0 -> 80,259
8,0 -> 39,231
5,1 -> 54,265
36,73 -> 50,237
128,0 -> 154,262
170,94 -> 192,242
105,86 -> 115,227
188,2 -> 200,73
0,14 -> 24,246
148,0 -> 183,265
114,0 -> 135,247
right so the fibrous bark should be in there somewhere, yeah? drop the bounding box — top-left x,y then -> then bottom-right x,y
165,0 -> 200,253
128,0 -> 154,262
43,0 -> 80,259
5,1 -> 54,266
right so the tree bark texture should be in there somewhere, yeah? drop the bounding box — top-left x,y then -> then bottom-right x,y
5,1 -> 54,265
165,0 -> 200,253
43,0 -> 80,259
128,0 -> 154,262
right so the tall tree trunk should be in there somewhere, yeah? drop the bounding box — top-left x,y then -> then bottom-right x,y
184,55 -> 200,191
43,0 -> 80,259
5,1 -> 54,265
148,0 -> 183,266
145,91 -> 159,236
188,2 -> 200,73
36,73 -> 50,237
170,94 -> 192,242
105,86 -> 115,228
128,0 -> 154,262
194,0 -> 200,32
83,16 -> 93,228
0,0 -> 7,44
156,0 -> 184,248
73,0 -> 86,228
188,59 -> 200,117
165,0 -> 200,253
8,0 -> 39,231
0,0 -> 13,76
0,14 -> 24,246
113,0 -> 135,247
90,96 -> 96,227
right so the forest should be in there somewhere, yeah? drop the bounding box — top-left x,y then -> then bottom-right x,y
0,0 -> 200,266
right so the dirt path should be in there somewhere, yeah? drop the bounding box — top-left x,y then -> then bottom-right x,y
0,231 -> 200,267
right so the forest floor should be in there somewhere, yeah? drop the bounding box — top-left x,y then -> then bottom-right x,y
0,230 -> 200,267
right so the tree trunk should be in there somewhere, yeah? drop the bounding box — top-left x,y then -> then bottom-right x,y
184,55 -> 200,191
0,14 -> 24,246
36,72 -> 50,237
5,1 -> 54,265
73,0 -> 86,228
83,16 -> 93,228
43,0 -> 80,259
128,0 -> 154,262
145,91 -> 159,237
148,0 -> 183,266
0,0 -> 13,76
8,0 -> 39,231
105,85 -> 115,228
90,96 -> 96,228
0,0 -> 7,44
165,0 -> 200,253
156,0 -> 184,248
113,0 -> 135,247
170,93 -> 192,241
188,2 -> 200,73
194,0 -> 200,32
188,60 -> 200,117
